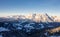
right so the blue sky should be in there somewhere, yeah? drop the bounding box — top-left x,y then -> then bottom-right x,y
0,0 -> 60,16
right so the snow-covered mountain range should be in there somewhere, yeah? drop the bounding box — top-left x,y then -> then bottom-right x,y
0,13 -> 60,22
0,13 -> 60,37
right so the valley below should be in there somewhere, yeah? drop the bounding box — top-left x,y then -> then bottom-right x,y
0,21 -> 60,37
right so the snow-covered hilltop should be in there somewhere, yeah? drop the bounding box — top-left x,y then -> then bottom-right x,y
0,13 -> 60,22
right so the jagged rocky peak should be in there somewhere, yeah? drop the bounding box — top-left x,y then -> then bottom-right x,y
31,13 -> 54,22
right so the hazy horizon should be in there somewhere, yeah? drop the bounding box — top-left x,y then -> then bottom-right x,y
0,0 -> 60,17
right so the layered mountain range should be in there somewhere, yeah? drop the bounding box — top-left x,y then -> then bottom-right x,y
0,13 -> 60,37
0,13 -> 60,22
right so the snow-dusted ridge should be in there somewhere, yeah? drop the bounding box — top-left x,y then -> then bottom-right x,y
0,13 -> 60,22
